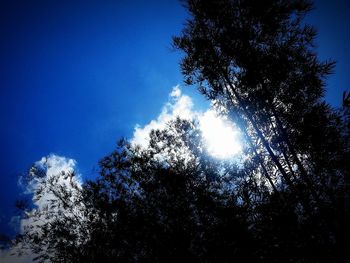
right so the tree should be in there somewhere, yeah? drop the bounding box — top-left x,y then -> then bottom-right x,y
13,119 -> 257,262
173,0 -> 350,261
174,0 -> 349,208
13,117 -> 349,262
13,156 -> 88,263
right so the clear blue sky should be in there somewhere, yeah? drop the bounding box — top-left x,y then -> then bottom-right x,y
0,0 -> 349,237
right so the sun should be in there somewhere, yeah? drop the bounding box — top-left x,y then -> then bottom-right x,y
199,110 -> 242,159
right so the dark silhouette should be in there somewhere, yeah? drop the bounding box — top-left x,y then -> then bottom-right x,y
13,120 -> 257,262
5,0 -> 350,262
172,0 -> 350,261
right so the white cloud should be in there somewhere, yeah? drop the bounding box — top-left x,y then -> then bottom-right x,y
1,155 -> 82,263
24,155 -> 80,212
131,85 -> 243,159
170,85 -> 182,98
131,85 -> 198,148
20,155 -> 83,233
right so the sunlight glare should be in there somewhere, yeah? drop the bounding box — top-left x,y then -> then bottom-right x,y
199,110 -> 242,159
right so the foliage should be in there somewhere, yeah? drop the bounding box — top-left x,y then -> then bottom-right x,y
172,0 -> 350,261
13,119 -> 254,262
173,0 -> 344,202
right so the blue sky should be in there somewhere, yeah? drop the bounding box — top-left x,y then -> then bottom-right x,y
0,0 -> 349,237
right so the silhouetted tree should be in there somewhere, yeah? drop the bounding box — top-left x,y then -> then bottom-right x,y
173,0 -> 350,261
14,119 -> 257,262
13,162 -> 88,263
173,0 -> 340,204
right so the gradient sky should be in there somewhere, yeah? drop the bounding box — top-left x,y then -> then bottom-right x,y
0,0 -> 349,237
